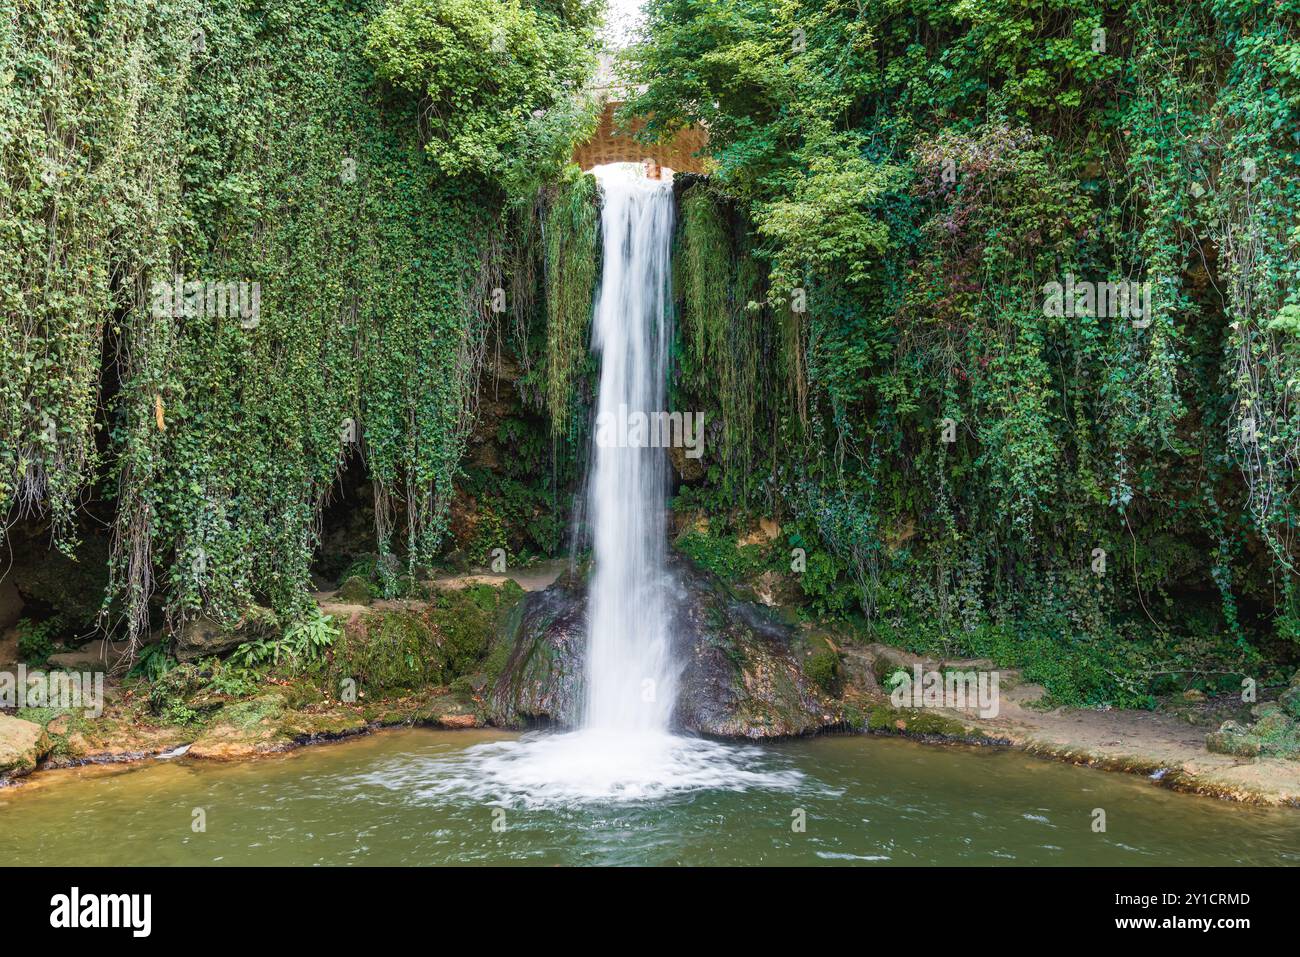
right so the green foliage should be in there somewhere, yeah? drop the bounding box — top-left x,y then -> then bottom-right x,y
365,0 -> 602,197
147,662 -> 204,720
128,643 -> 175,683
2,0 -> 587,657
15,617 -> 57,665
631,0 -> 1300,697
231,609 -> 339,672
203,663 -> 259,698
675,530 -> 769,582
544,171 -> 600,437
673,183 -> 773,505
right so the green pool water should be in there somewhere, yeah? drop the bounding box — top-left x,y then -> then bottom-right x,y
3,729 -> 1297,866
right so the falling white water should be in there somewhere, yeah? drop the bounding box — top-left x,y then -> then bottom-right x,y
583,163 -> 677,733
397,164 -> 804,806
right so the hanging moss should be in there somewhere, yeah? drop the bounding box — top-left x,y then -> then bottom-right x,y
543,170 -> 599,439
674,182 -> 780,507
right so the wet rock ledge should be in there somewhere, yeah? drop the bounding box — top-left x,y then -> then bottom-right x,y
488,556 -> 842,738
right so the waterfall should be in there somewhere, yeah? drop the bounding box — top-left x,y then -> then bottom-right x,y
405,164 -> 802,806
583,166 -> 677,733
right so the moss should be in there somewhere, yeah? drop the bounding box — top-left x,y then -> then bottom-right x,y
336,575 -> 374,605
325,584 -> 523,696
330,610 -> 440,695
1206,730 -> 1262,757
867,703 -> 899,732
863,702 -> 976,739
802,647 -> 842,696
1279,685 -> 1300,720
216,694 -> 287,732
905,711 -> 973,737
840,702 -> 866,731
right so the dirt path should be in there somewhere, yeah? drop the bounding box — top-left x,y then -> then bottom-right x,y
849,643 -> 1300,806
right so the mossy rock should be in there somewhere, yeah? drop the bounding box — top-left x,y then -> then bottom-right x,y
336,575 -> 374,605
1206,720 -> 1263,757
0,714 -> 50,776
802,645 -> 842,697
330,609 -> 442,695
329,581 -> 525,697
14,707 -> 93,761
1206,730 -> 1262,757
175,606 -> 280,662
491,555 -> 840,737
218,693 -> 288,731
1253,710 -> 1295,740
1278,684 -> 1300,721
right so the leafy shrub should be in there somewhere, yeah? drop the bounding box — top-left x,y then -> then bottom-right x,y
365,0 -> 601,197
231,609 -> 339,673
16,618 -> 58,665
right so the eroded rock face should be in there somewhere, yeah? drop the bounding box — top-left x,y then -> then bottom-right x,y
488,577 -> 587,728
488,558 -> 841,738
674,592 -> 842,738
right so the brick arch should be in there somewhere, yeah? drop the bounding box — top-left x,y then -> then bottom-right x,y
572,101 -> 708,174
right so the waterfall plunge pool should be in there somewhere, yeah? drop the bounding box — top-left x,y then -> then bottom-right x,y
3,728 -> 1298,866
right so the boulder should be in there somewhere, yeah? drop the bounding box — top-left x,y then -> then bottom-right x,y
1206,720 -> 1262,758
1279,684 -> 1300,721
489,555 -> 841,738
175,606 -> 280,662
488,579 -> 587,727
47,639 -> 134,671
0,714 -> 50,778
175,616 -> 238,662
668,445 -> 706,483
335,575 -> 373,605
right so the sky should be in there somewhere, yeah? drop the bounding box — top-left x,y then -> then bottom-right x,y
599,0 -> 648,48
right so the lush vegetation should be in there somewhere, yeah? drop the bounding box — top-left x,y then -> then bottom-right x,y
5,0 -> 1299,713
1,0 -> 600,651
626,0 -> 1300,704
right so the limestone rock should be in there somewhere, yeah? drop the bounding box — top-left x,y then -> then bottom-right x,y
47,639 -> 134,671
1206,720 -> 1262,758
0,714 -> 50,777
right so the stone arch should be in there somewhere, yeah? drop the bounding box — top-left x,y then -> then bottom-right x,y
572,101 -> 708,174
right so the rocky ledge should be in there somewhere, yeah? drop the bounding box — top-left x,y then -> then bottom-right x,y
488,557 -> 842,738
